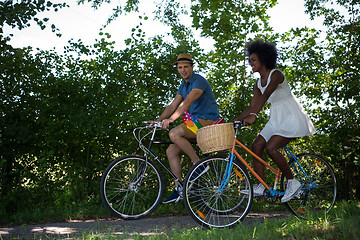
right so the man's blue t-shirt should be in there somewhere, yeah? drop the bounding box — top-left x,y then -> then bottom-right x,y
177,73 -> 220,121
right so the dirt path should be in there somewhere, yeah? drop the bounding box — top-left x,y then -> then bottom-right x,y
0,212 -> 291,239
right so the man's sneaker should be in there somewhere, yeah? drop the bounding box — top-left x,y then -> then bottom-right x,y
163,189 -> 182,204
240,183 -> 266,197
189,164 -> 209,182
281,179 -> 302,203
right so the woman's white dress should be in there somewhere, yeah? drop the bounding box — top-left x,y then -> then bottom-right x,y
258,69 -> 316,142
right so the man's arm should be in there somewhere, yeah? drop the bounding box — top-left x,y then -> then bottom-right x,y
157,94 -> 184,122
171,88 -> 203,120
158,89 -> 204,129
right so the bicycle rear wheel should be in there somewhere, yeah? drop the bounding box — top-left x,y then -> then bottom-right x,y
100,155 -> 164,220
183,154 -> 253,228
281,153 -> 337,218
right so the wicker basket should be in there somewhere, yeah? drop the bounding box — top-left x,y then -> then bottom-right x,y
197,123 -> 235,154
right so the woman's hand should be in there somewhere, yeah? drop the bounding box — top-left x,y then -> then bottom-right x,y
243,114 -> 256,126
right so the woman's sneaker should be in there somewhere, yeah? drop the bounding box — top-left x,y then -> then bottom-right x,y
281,179 -> 302,203
240,183 -> 266,197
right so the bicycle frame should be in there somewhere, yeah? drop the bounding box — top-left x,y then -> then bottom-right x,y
283,146 -> 316,191
135,123 -> 183,187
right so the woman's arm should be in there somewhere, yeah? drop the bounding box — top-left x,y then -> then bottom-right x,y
233,70 -> 284,125
233,81 -> 262,121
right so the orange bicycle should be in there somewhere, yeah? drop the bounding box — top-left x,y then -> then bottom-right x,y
183,121 -> 337,228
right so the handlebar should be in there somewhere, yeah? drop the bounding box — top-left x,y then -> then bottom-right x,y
232,120 -> 253,136
141,121 -> 174,128
142,121 -> 162,128
134,121 -> 171,153
142,120 -> 249,130
233,120 -> 243,128
133,120 -> 250,153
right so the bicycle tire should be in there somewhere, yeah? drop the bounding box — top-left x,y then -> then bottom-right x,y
281,153 -> 337,218
183,154 -> 253,228
100,155 -> 164,220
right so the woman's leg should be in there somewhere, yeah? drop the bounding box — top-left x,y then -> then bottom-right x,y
265,135 -> 293,179
251,135 -> 267,181
265,135 -> 302,202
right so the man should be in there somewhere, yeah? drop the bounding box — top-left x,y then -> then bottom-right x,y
155,53 -> 220,204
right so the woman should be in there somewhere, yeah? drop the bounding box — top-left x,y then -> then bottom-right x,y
234,39 -> 316,202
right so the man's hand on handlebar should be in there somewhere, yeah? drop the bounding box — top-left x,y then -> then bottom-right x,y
146,119 -> 173,129
160,119 -> 174,130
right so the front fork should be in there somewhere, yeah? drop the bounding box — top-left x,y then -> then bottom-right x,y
218,154 -> 235,193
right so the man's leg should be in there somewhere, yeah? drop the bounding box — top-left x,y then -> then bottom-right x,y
168,125 -> 199,163
163,125 -> 196,204
163,142 -> 184,204
166,143 -> 182,188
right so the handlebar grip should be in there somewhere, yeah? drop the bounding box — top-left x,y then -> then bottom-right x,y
142,121 -> 153,124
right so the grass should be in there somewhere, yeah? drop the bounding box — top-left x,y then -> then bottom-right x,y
0,199 -> 109,226
132,201 -> 360,240
9,200 -> 358,240
0,197 -> 282,227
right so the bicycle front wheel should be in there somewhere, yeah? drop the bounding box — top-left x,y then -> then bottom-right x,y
183,154 -> 253,228
281,153 -> 337,218
100,155 -> 164,220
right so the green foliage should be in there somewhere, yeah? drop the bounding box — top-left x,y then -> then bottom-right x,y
0,0 -> 67,41
188,0 -> 279,128
0,0 -> 204,220
281,0 -> 360,199
0,32 -> 185,216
